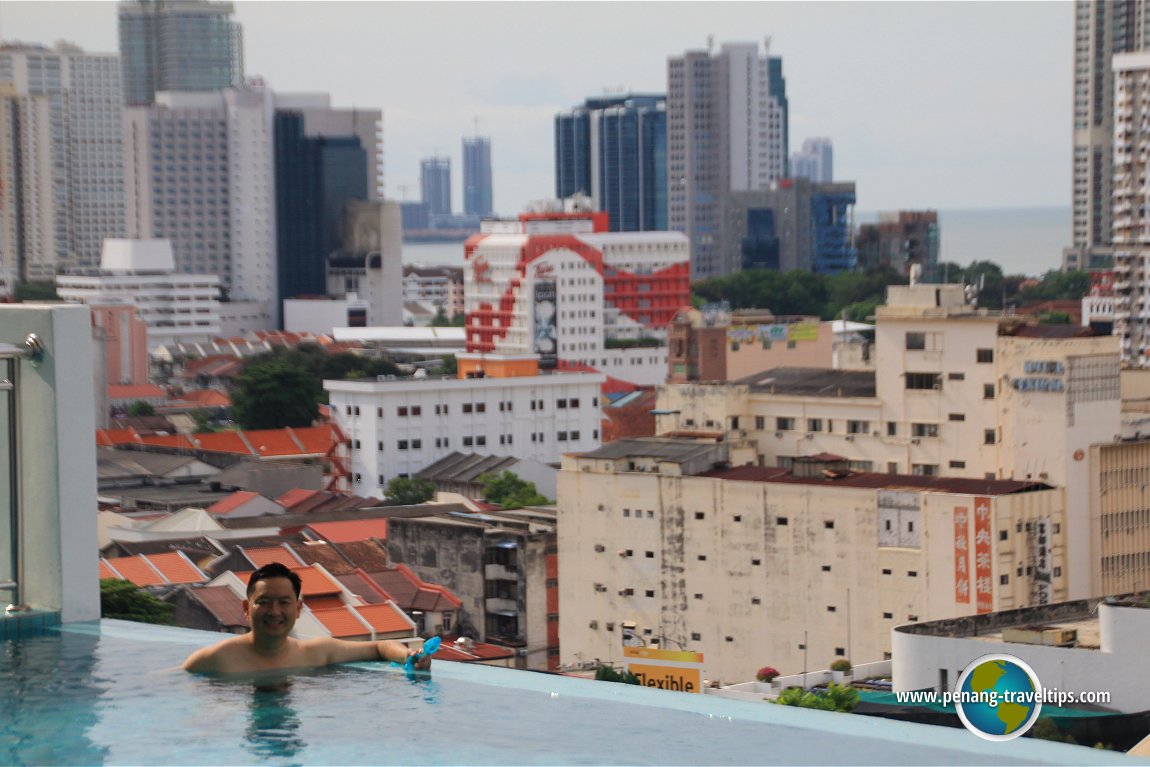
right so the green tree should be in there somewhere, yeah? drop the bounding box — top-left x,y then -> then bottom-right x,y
595,665 -> 641,685
100,578 -> 174,624
385,476 -> 437,505
126,400 -> 156,417
438,354 -> 458,375
190,408 -> 215,433
231,360 -> 319,429
479,471 -> 550,508
773,683 -> 858,712
13,281 -> 59,302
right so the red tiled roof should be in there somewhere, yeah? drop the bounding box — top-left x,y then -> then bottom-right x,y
245,429 -> 306,456
310,606 -> 370,638
242,545 -> 299,569
354,603 -> 414,634
305,519 -> 388,544
277,488 -> 321,509
288,542 -> 354,575
333,541 -> 389,572
99,560 -> 121,580
187,585 -> 248,629
291,426 -> 338,455
178,389 -> 231,407
303,595 -> 346,611
145,552 -> 206,585
108,384 -> 166,400
335,572 -> 392,604
103,555 -> 166,587
208,491 -> 263,516
96,428 -> 141,446
186,431 -> 253,454
292,565 -> 343,597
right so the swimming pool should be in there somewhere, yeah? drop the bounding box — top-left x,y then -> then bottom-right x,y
0,619 -> 1139,766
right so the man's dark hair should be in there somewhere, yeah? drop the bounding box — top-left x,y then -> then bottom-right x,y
247,562 -> 302,598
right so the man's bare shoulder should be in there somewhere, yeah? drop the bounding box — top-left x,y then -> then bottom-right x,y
182,635 -> 252,673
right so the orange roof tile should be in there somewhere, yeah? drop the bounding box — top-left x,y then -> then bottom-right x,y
305,519 -> 388,544
96,428 -> 141,446
310,606 -> 370,638
144,552 -> 206,584
303,595 -> 346,611
108,384 -> 167,400
186,431 -> 253,454
99,560 -> 121,580
291,565 -> 342,597
242,545 -> 298,569
179,389 -> 231,407
277,488 -> 321,509
245,429 -> 305,456
135,433 -> 198,451
354,603 -> 414,634
292,426 -> 338,455
208,491 -> 262,516
104,555 -> 166,587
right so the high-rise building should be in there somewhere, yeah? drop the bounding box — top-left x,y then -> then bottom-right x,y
118,0 -> 244,107
0,42 -> 126,290
790,137 -> 833,183
554,94 -> 667,232
856,211 -> 939,276
462,136 -> 493,217
668,41 -> 788,279
1071,0 -> 1148,251
124,88 -> 276,327
420,156 -> 451,219
273,94 -> 380,317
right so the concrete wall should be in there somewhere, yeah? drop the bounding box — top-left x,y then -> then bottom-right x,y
0,305 -> 99,621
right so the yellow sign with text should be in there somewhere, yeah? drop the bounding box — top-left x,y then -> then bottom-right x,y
623,646 -> 705,694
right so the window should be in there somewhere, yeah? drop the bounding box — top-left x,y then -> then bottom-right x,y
776,516 -> 788,526
999,530 -> 1008,541
377,407 -> 383,417
1054,566 -> 1062,577
697,555 -> 707,561
824,520 -> 834,529
905,332 -> 925,350
751,597 -> 761,605
883,612 -> 893,619
984,428 -> 997,445
948,372 -> 965,381
694,512 -> 705,520
755,416 -> 765,430
976,348 -> 994,363
645,590 -> 655,598
691,633 -> 701,641
906,372 -> 941,390
570,398 -> 580,408
911,423 -> 939,438
776,417 -> 795,431
827,605 -> 836,612
463,436 -> 473,447
570,431 -> 580,440
882,568 -> 892,575
983,383 -> 995,399
398,406 -> 408,417
847,420 -> 870,434
694,593 -> 703,600
907,570 -> 918,577
949,460 -> 967,469
476,435 -> 486,446
821,565 -> 831,572
557,398 -> 567,409
948,413 -> 965,422
752,558 -> 762,566
1000,574 -> 1010,585
463,403 -> 473,414
912,463 -> 939,476
887,422 -> 897,436
412,439 -> 421,449
557,431 -> 568,441
733,515 -> 742,522
476,403 -> 486,413
645,551 -> 654,558
411,406 -> 421,416
808,418 -> 823,432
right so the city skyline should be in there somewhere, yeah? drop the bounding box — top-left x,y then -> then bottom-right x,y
3,1 -> 1071,217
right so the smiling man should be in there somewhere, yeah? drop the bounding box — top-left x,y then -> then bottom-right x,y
182,562 -> 430,674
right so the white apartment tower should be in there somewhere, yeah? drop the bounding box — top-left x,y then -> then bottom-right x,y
124,87 -> 277,325
1073,0 -> 1150,250
1112,51 -> 1150,365
667,40 -> 788,279
0,43 -> 126,290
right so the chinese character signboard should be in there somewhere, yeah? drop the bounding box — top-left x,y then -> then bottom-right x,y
973,496 -> 993,613
954,506 -> 970,604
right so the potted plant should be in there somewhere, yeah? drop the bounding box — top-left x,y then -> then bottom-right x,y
830,658 -> 852,684
756,666 -> 780,687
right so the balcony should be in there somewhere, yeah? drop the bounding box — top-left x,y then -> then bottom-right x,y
485,563 -> 519,580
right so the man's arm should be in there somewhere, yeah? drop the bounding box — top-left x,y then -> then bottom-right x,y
182,643 -> 225,673
311,637 -> 428,668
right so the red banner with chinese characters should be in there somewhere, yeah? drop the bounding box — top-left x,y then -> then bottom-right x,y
954,506 -> 970,604
973,496 -> 993,613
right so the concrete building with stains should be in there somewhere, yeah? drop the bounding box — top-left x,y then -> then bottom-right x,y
557,442 -> 1064,685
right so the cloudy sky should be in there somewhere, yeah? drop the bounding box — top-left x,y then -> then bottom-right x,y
3,1 -> 1072,216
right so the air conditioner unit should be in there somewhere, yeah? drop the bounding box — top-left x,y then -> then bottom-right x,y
594,544 -> 605,553
594,583 -> 606,592
911,438 -> 920,445
605,622 -> 615,631
589,620 -> 598,629
517,648 -> 528,657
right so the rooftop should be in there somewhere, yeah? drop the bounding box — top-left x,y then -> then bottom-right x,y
698,464 -> 1052,495
576,437 -> 727,464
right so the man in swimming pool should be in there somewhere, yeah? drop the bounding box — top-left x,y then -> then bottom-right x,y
182,562 -> 432,674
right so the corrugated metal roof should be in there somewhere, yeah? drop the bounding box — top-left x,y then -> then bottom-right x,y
734,367 -> 877,398
576,437 -> 722,463
697,465 -> 1051,495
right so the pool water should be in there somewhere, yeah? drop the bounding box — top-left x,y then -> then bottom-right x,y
0,620 -> 1135,766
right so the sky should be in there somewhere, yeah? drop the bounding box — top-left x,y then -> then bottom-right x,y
1,1 -> 1073,217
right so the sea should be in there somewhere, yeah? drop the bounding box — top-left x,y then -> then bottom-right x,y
403,206 -> 1072,279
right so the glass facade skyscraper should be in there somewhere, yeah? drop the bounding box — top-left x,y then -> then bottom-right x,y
554,94 -> 666,232
119,0 -> 244,107
463,136 -> 493,217
420,156 -> 452,218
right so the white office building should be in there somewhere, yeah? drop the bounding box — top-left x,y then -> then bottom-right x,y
0,42 -> 126,288
57,239 -> 220,351
325,355 -> 604,498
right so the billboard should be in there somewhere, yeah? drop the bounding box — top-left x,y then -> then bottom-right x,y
623,646 -> 704,694
533,280 -> 557,369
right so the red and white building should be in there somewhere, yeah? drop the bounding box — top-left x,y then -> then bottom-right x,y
463,210 -> 690,386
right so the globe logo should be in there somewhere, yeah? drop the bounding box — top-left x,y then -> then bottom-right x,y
954,653 -> 1043,741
